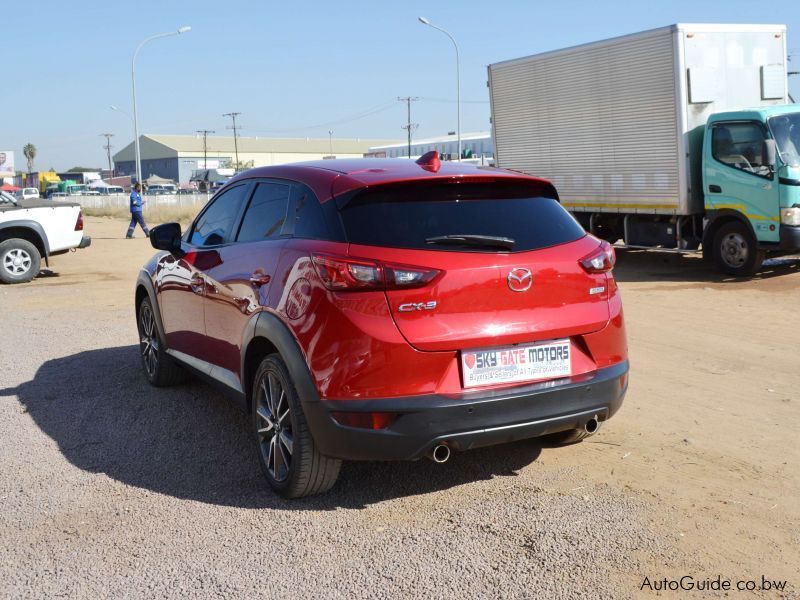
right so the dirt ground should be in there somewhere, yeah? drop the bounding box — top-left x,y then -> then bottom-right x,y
1,216 -> 798,598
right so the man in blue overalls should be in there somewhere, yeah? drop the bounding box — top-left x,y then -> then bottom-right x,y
126,183 -> 150,238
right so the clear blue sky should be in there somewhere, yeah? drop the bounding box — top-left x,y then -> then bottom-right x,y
6,0 -> 799,170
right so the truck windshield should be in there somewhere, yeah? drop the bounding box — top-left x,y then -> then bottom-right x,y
768,114 -> 800,167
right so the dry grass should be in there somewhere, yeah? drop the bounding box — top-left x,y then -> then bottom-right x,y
83,205 -> 201,226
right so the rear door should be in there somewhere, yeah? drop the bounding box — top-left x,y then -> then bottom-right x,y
202,180 -> 292,385
338,181 -> 610,353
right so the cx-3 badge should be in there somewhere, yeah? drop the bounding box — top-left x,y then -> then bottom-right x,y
507,268 -> 532,292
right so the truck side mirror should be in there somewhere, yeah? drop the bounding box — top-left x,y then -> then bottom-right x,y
150,222 -> 183,256
763,139 -> 777,171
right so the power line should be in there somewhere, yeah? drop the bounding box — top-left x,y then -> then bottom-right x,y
196,129 -> 215,169
100,133 -> 114,178
420,96 -> 490,104
244,101 -> 396,134
222,112 -> 241,170
398,97 -> 419,158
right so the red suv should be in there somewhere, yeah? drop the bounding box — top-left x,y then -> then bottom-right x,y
135,153 -> 628,498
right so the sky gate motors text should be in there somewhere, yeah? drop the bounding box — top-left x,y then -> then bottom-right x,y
474,345 -> 571,369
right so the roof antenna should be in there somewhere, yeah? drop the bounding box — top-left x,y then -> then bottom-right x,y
416,150 -> 441,173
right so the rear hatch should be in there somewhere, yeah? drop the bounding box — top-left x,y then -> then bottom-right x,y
337,180 -> 611,353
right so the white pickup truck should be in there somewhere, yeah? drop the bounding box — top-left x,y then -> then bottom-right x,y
0,191 -> 91,283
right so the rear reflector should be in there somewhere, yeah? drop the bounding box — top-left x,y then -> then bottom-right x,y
75,211 -> 84,231
312,253 -> 440,291
331,411 -> 397,430
579,240 -> 615,273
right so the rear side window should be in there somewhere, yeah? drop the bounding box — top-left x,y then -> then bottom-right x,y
190,184 -> 249,246
292,184 -> 331,239
338,182 -> 584,252
237,182 -> 291,242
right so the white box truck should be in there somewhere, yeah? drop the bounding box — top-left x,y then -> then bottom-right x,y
488,24 -> 800,275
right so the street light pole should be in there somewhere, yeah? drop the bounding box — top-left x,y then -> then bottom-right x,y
131,26 -> 191,186
418,17 -> 461,161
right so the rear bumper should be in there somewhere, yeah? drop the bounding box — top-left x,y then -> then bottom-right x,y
302,361 -> 629,461
78,235 -> 92,249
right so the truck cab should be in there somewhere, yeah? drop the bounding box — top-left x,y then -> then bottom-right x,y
703,106 -> 800,274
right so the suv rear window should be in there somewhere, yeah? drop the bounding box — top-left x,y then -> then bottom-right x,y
338,182 -> 584,252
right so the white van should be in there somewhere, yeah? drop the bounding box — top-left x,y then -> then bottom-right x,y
15,188 -> 40,200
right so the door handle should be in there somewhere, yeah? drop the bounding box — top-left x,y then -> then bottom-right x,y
709,184 -> 722,193
190,276 -> 205,295
249,273 -> 271,286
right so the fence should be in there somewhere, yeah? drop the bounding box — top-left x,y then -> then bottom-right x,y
73,193 -> 211,214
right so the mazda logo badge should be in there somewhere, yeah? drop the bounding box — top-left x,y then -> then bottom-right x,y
507,268 -> 533,292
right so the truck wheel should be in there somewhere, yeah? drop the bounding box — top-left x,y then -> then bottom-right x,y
253,354 -> 341,498
0,239 -> 41,284
137,297 -> 186,386
712,222 -> 764,277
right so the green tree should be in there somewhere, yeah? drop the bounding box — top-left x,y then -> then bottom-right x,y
23,143 -> 37,176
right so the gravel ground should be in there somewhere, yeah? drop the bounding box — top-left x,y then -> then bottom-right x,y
0,315 -> 664,598
1,218 -> 798,598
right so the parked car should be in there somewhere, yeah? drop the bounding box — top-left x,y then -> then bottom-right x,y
0,191 -> 91,283
147,184 -> 177,195
134,154 -> 629,498
95,185 -> 125,195
15,188 -> 40,200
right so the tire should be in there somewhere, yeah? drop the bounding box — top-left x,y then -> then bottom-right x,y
252,354 -> 341,498
0,238 -> 41,284
712,221 -> 764,277
137,297 -> 186,386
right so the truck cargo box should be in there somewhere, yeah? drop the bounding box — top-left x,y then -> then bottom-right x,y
488,24 -> 789,216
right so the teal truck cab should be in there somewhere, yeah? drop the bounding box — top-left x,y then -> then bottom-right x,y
488,24 -> 799,276
703,106 -> 800,274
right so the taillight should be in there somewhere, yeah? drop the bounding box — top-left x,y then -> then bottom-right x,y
579,240 -> 615,273
311,254 -> 440,291
75,211 -> 84,231
331,411 -> 397,430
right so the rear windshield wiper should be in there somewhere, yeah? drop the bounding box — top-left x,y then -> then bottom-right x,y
425,234 -> 515,250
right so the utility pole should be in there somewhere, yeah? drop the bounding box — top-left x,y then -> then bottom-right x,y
328,130 -> 334,157
196,129 -> 215,169
397,97 -> 419,158
100,133 -> 114,178
222,112 -> 241,171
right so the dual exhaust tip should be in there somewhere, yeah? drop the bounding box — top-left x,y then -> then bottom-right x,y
428,416 -> 600,464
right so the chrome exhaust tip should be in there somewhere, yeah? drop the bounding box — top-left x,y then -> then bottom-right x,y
584,416 -> 601,436
430,444 -> 451,463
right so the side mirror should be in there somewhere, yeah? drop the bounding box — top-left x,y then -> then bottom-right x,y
763,139 -> 777,171
150,222 -> 183,255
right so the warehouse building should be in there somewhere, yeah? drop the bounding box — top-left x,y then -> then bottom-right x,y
368,132 -> 494,162
113,134 -> 399,184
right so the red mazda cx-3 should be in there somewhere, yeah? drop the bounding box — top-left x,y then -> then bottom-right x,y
135,153 -> 628,498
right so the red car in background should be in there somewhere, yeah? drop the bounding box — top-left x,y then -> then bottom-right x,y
135,152 -> 628,498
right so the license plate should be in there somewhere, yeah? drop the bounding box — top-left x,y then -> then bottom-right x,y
460,339 -> 572,388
